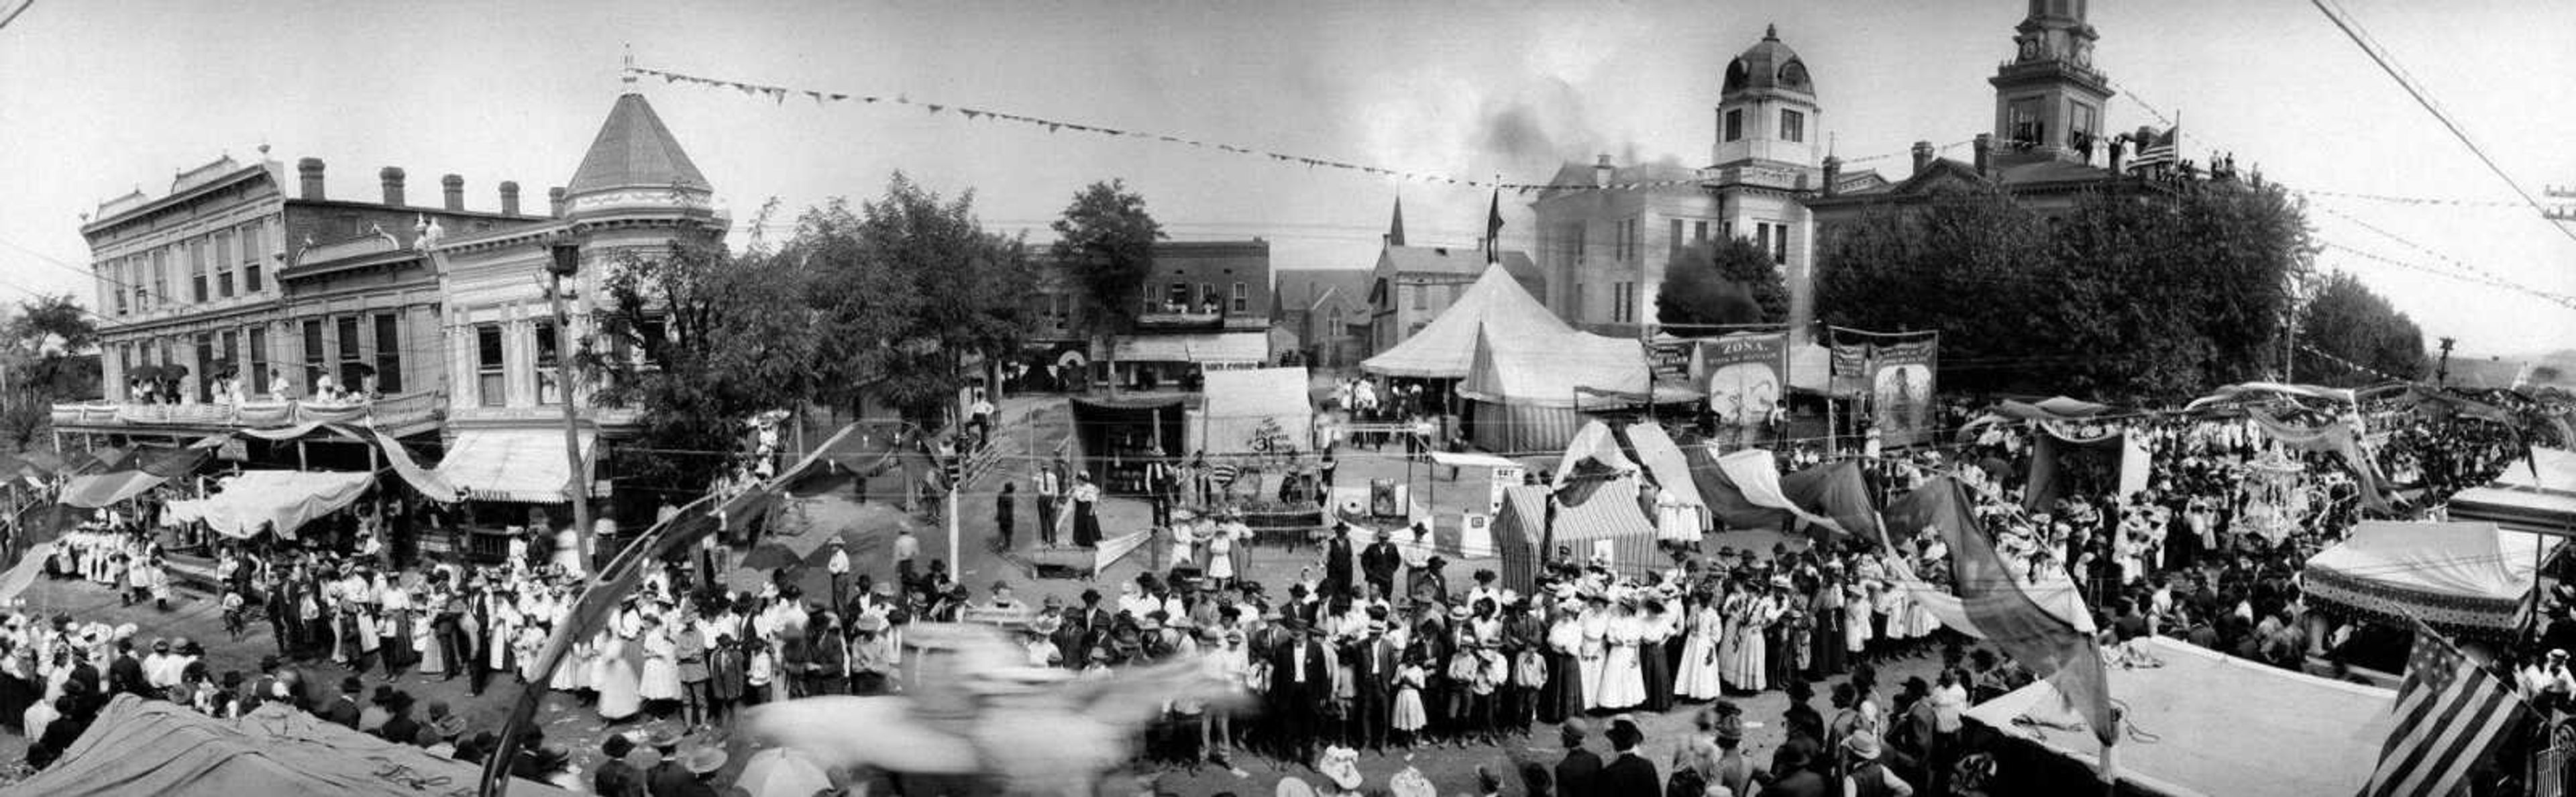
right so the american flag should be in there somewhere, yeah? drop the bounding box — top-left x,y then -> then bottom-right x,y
2362,620 -> 2528,797
2130,125 -> 2179,170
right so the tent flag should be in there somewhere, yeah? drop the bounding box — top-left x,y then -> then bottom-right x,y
1712,448 -> 1845,535
0,543 -> 46,603
1927,475 -> 2117,772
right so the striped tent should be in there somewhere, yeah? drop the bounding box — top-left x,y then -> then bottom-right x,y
1546,475 -> 1662,580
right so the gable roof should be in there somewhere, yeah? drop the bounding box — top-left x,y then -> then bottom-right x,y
1274,268 -> 1374,315
567,93 -> 710,197
1375,245 -> 1544,298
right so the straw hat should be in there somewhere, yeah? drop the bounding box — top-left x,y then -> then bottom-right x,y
1843,733 -> 1882,761
682,745 -> 729,775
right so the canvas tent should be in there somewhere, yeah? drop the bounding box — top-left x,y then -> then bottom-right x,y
1493,484 -> 1550,592
162,470 -> 378,539
1547,475 -> 1662,579
1964,636 -> 2392,797
0,695 -> 576,797
2447,447 -> 2576,536
1460,328 -> 1656,453
1192,366 -> 1314,456
1360,264 -> 1573,378
2301,520 -> 2545,640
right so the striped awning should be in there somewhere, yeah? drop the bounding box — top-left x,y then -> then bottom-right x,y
435,429 -> 596,504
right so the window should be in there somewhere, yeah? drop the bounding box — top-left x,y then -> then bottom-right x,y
1199,282 -> 1217,311
1723,109 -> 1744,142
240,221 -> 263,293
189,237 -> 208,303
1166,282 -> 1188,311
247,327 -> 268,397
301,319 -> 324,394
1772,224 -> 1788,266
117,344 -> 132,390
1411,282 -> 1427,311
193,333 -> 215,403
1780,109 -> 1805,143
1754,223 -> 1771,256
106,261 -> 126,315
534,321 -> 561,405
213,231 -> 235,298
2008,99 -> 2044,147
158,337 -> 172,368
635,318 -> 667,368
1693,221 -> 1709,242
335,315 -> 363,392
1571,283 -> 1586,319
372,313 -> 402,393
1230,282 -> 1247,314
475,324 -> 505,407
1611,282 -> 1629,323
2069,101 -> 2099,153
149,248 -> 168,309
218,331 -> 237,386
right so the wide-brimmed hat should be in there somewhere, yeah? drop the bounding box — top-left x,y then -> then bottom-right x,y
642,725 -> 685,750
1843,733 -> 1882,761
429,713 -> 468,739
852,613 -> 890,633
682,745 -> 729,775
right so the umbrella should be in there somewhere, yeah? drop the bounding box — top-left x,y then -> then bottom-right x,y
737,542 -> 805,572
731,747 -> 833,797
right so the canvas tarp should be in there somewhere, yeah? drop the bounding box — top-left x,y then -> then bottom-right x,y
2302,520 -> 2544,639
1623,423 -> 1709,539
1464,399 -> 1587,456
1460,327 -> 1652,409
434,428 -> 596,504
0,695 -> 576,797
2184,381 -> 2358,411
1112,331 -> 1269,365
57,469 -> 174,509
1195,366 -> 1314,455
1361,263 -> 1573,378
162,470 -> 377,539
1966,636 -> 2392,797
1689,448 -> 1878,541
1550,420 -> 1637,489
1494,484 -> 1550,593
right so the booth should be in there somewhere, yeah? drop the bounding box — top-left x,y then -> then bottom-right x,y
1963,636 -> 2394,797
1190,366 -> 1314,457
1546,474 -> 1663,580
1067,394 -> 1191,494
2301,520 -> 2546,641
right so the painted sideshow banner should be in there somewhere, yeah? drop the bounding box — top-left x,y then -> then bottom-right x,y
1648,337 -> 1698,384
1702,332 -> 1787,431
1869,337 -> 1939,447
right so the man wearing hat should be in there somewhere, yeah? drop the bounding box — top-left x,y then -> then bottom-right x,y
676,744 -> 727,797
1840,733 -> 1913,797
825,536 -> 852,613
378,690 -> 421,746
1766,737 -> 1831,797
642,725 -> 692,797
1554,720 -> 1602,797
1322,523 -> 1356,600
1267,617 -> 1332,765
424,700 -> 466,750
1348,616 -> 1398,753
1360,529 -> 1401,602
1599,718 -> 1658,796
323,676 -> 362,729
592,735 -> 647,797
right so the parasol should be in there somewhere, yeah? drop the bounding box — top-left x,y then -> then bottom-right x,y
730,747 -> 834,797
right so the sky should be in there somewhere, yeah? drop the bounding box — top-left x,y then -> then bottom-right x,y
1,0 -> 2572,360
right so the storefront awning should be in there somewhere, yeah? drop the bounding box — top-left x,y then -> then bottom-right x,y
1112,331 -> 1269,364
162,470 -> 377,539
435,429 -> 596,504
58,470 -> 172,509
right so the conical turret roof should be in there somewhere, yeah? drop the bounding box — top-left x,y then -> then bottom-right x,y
566,93 -> 710,197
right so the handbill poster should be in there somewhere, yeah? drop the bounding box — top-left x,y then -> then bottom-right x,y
1868,337 -> 1939,447
1701,331 -> 1788,431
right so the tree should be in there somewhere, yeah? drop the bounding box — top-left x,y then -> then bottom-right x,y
1,294 -> 101,421
1657,237 -> 1788,330
2296,270 -> 2426,384
581,233 -> 821,492
800,172 -> 1034,431
1814,182 -> 2312,399
1050,180 -> 1165,391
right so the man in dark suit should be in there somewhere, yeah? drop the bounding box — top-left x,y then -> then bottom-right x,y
323,676 -> 363,729
106,640 -> 148,699
1322,524 -> 1356,598
643,727 -> 692,797
1267,619 -> 1332,765
1758,737 -> 1830,797
1599,719 -> 1660,796
377,691 -> 422,745
1554,721 -> 1603,797
1359,529 -> 1402,601
592,735 -> 647,797
1347,622 -> 1397,752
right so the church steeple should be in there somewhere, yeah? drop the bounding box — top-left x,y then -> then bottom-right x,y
1385,197 -> 1406,248
1989,0 -> 2111,165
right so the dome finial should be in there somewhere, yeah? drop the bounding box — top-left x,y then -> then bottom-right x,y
1764,23 -> 1778,40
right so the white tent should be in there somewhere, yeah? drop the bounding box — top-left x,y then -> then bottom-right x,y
1459,328 -> 1656,453
1192,366 -> 1314,455
2302,520 -> 2546,638
1360,264 -> 1574,378
2448,447 -> 2576,536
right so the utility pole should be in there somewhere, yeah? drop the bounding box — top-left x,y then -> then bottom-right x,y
2436,336 -> 2457,386
547,244 -> 594,566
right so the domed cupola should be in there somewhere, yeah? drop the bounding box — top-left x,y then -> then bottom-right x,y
1723,25 -> 1814,99
1711,23 -> 1821,172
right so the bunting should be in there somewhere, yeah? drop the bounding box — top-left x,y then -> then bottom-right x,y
625,64 -> 1935,195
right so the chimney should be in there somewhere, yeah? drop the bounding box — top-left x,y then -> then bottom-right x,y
547,187 -> 567,218
1972,134 -> 1993,176
297,158 -> 325,200
1593,154 -> 1613,188
441,174 -> 464,211
379,166 -> 407,206
1910,141 -> 1935,175
1821,156 -> 1842,198
498,181 -> 521,216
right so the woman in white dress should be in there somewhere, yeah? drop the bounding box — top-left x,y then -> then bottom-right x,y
1843,581 -> 1874,661
1576,595 -> 1611,710
1673,592 -> 1727,701
1204,521 -> 1237,588
1594,600 -> 1646,711
637,613 -> 684,707
593,606 -> 644,721
1721,586 -> 1772,693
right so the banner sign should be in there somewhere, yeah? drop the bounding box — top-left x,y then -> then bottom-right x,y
1868,338 -> 1940,447
1647,338 -> 1699,383
960,605 -> 1038,628
1702,332 -> 1788,430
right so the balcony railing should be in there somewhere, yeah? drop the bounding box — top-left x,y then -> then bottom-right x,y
53,390 -> 446,431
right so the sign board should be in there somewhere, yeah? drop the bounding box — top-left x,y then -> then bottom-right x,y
1488,466 -> 1523,515
1702,332 -> 1788,430
1460,512 -> 1493,557
960,605 -> 1038,628
216,439 -> 248,462
1647,337 -> 1699,383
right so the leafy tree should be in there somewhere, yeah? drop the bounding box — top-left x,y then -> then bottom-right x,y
1049,180 -> 1165,390
1814,182 -> 2312,399
2296,270 -> 2426,384
581,234 -> 820,492
800,172 -> 1034,430
1,294 -> 101,405
1658,237 -> 1788,329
